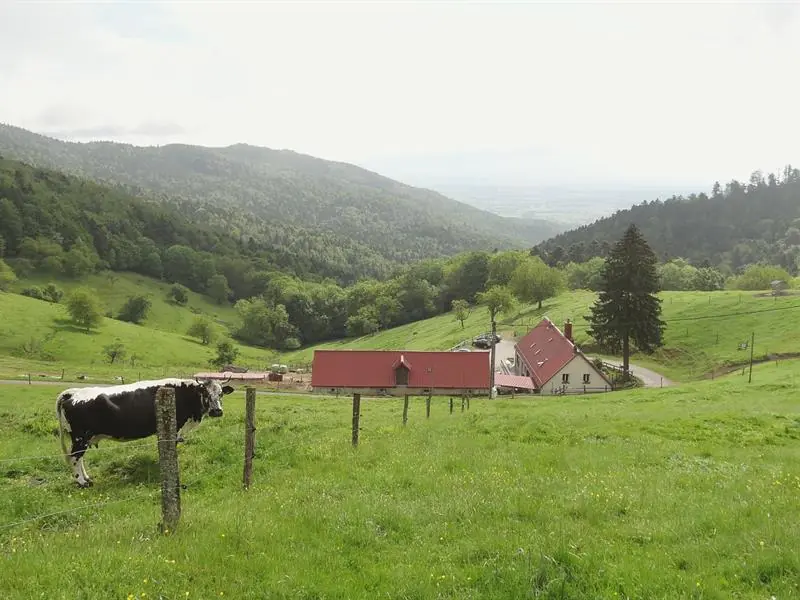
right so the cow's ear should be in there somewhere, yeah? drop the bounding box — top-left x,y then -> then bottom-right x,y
222,385 -> 234,395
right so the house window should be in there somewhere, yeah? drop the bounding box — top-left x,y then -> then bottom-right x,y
395,365 -> 409,386
583,374 -> 590,384
562,373 -> 570,384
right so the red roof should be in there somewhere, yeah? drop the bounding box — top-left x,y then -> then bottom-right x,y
494,374 -> 536,390
311,350 -> 490,390
514,318 -> 578,387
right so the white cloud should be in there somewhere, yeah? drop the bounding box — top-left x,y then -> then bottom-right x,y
0,1 -> 798,185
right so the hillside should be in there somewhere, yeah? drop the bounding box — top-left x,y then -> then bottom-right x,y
281,289 -> 800,382
0,124 -> 562,280
0,277 -> 279,382
535,167 -> 800,273
2,362 -> 799,597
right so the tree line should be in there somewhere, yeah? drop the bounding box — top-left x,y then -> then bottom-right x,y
535,166 -> 800,275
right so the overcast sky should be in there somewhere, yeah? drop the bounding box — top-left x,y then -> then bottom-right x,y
1,1 -> 798,187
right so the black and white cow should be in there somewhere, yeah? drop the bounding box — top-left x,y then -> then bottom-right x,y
56,378 -> 234,487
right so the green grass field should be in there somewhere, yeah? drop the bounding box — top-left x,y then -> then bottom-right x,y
10,271 -> 241,335
0,290 -> 275,383
280,291 -> 598,363
3,270 -> 800,387
1,360 -> 799,598
283,290 -> 800,383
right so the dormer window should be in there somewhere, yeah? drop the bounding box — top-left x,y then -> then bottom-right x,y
393,354 -> 412,386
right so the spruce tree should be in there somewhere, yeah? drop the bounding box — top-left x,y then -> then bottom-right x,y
586,224 -> 665,375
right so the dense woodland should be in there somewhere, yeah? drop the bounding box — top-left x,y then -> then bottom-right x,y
535,167 -> 800,275
0,124 -> 560,283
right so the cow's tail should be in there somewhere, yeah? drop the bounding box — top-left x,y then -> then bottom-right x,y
56,393 -> 71,466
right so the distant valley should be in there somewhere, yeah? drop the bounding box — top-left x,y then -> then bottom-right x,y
420,183 -> 704,227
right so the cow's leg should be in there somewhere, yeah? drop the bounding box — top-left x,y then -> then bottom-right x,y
69,436 -> 92,488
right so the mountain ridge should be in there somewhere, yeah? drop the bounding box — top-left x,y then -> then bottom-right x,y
0,124 -> 562,282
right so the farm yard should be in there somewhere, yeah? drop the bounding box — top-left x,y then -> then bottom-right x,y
1,359 -> 799,599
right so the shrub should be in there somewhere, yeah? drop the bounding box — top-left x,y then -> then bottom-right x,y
117,295 -> 152,324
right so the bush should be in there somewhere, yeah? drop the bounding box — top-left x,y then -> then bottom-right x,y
21,286 -> 45,300
210,339 -> 239,369
283,337 -> 302,350
187,316 -> 217,345
117,294 -> 152,324
168,283 -> 189,306
42,283 -> 64,302
65,288 -> 103,332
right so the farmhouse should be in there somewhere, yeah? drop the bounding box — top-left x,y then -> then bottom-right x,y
311,350 -> 491,397
508,317 -> 612,395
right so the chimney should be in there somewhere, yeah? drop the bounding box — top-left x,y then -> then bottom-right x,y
564,319 -> 573,342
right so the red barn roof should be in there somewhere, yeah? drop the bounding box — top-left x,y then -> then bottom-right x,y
514,318 -> 579,388
311,350 -> 490,391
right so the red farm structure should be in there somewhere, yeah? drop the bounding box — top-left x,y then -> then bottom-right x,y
310,349 -> 491,397
311,349 -> 491,446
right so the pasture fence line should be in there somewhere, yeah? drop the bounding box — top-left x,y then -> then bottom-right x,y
242,387 -> 257,489
3,386 -> 476,533
156,387 -> 181,533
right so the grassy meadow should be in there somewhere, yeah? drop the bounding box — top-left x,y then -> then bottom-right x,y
2,270 -> 800,386
1,360 -> 799,598
0,288 -> 276,383
284,290 -> 800,383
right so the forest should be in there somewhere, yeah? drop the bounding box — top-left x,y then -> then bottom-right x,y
535,166 -> 800,275
0,123 -> 560,284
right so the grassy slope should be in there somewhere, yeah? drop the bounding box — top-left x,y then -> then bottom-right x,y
0,273 -> 280,381
10,271 -> 240,335
282,290 -> 800,382
1,361 -> 798,598
281,290 -> 599,363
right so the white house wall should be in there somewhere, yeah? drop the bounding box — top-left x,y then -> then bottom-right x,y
539,354 -> 612,396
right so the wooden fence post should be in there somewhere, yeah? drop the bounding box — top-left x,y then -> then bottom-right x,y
28,373 -> 31,385
426,395 -> 431,418
403,395 -> 409,426
461,397 -> 465,412
467,396 -> 470,410
352,393 -> 361,447
156,386 -> 181,533
243,386 -> 256,489
449,397 -> 453,414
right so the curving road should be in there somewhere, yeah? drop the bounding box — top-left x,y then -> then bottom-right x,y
596,359 -> 674,388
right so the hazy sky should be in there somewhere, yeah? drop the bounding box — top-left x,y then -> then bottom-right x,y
1,1 -> 798,187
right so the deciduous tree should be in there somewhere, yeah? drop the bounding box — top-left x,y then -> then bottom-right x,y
65,288 -> 103,332
451,299 -> 471,329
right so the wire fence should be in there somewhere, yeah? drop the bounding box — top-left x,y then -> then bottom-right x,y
0,403 -> 319,533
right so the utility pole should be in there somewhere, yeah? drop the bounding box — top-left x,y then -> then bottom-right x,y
489,319 -> 497,398
748,331 -> 755,383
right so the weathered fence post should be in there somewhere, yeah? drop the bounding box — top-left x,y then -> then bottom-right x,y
243,386 -> 256,489
449,397 -> 454,414
461,397 -> 465,412
28,373 -> 31,385
466,396 -> 470,410
426,395 -> 431,418
403,395 -> 409,426
156,386 -> 180,533
352,393 -> 361,447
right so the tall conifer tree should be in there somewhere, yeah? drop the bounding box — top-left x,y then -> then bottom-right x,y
586,224 -> 665,374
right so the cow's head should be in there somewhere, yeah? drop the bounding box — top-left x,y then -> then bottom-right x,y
197,379 -> 234,417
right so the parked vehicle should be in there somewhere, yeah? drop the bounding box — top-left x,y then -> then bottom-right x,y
472,332 -> 501,348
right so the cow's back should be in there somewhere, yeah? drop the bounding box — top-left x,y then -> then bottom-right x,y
61,386 -> 161,441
